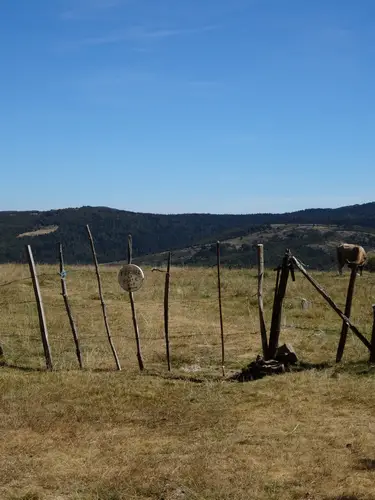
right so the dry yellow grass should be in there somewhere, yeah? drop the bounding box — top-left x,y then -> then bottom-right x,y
1,263 -> 375,500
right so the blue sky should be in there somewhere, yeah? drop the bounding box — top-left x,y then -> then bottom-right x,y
1,0 -> 374,214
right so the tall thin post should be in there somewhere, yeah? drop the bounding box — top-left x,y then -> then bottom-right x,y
128,234 -> 144,371
86,225 -> 121,370
257,244 -> 268,358
370,305 -> 375,363
216,241 -> 225,376
336,266 -> 358,363
59,243 -> 83,369
164,252 -> 172,371
0,344 -> 4,366
26,245 -> 53,371
267,250 -> 291,360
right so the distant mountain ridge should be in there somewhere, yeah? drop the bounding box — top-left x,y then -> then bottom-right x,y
1,202 -> 375,268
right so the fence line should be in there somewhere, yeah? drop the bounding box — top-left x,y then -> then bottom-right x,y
1,241 -> 374,372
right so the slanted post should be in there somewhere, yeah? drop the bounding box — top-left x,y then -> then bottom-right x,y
257,244 -> 268,358
291,256 -> 371,352
370,305 -> 375,363
26,245 -> 53,371
59,243 -> 83,369
336,265 -> 358,363
86,225 -> 121,371
267,250 -> 291,360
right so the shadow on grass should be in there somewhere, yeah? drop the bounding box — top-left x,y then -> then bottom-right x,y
0,362 -> 45,372
324,497 -> 374,500
355,458 -> 375,471
142,369 -> 220,384
230,358 -> 375,382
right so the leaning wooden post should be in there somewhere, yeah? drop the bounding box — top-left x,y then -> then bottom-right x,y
128,234 -> 144,371
163,252 -> 172,371
86,225 -> 121,371
370,305 -> 375,363
216,241 -> 225,376
59,243 -> 83,369
291,256 -> 371,351
336,265 -> 358,363
257,244 -> 268,358
267,250 -> 291,360
26,245 -> 53,371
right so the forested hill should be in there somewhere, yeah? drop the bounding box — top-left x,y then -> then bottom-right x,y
1,202 -> 375,266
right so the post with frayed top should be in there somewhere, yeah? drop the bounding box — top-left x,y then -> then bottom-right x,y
267,250 -> 291,360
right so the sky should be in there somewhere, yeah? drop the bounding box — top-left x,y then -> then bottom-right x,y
1,0 -> 375,215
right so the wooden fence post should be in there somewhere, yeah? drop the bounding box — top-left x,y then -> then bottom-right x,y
59,243 -> 83,369
267,250 -> 291,360
370,305 -> 375,363
257,244 -> 268,358
0,344 -> 5,366
86,225 -> 121,371
216,241 -> 225,376
336,265 -> 358,363
291,256 -> 371,351
164,252 -> 172,371
128,234 -> 144,371
26,245 -> 53,371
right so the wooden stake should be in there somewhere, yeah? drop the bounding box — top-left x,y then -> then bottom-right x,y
291,256 -> 371,351
257,244 -> 268,358
336,266 -> 358,363
59,243 -> 83,369
216,242 -> 225,376
164,252 -> 172,371
0,343 -> 5,366
267,250 -> 291,360
370,305 -> 375,363
128,234 -> 144,371
86,225 -> 121,370
26,245 -> 53,371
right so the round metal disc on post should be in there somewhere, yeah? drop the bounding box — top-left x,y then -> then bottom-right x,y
118,264 -> 145,292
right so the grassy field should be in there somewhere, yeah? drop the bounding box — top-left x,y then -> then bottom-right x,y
1,263 -> 375,500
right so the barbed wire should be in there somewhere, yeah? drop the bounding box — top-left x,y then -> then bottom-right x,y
0,323 -> 341,343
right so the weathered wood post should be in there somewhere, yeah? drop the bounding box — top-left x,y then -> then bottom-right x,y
127,234 -> 144,371
267,250 -> 291,360
86,225 -> 121,371
164,252 -> 172,371
336,265 -> 358,363
26,245 -> 53,371
370,304 -> 375,363
291,256 -> 371,352
216,241 -> 225,376
257,244 -> 268,358
0,344 -> 5,366
59,243 -> 83,369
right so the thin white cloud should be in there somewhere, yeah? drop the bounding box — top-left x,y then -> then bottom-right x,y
75,25 -> 219,47
61,0 -> 124,20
